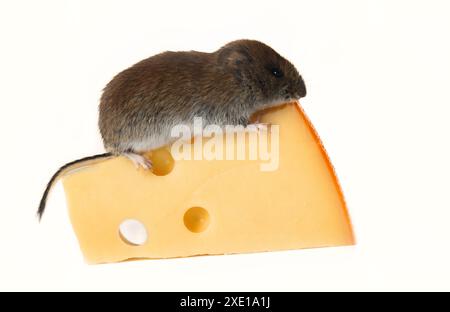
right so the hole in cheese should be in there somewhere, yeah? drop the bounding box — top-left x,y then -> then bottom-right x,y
184,207 -> 210,233
118,219 -> 148,246
145,147 -> 175,176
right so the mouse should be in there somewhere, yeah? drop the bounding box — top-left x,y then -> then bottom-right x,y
38,39 -> 307,220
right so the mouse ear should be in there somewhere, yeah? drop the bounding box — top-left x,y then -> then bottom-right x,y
217,47 -> 252,68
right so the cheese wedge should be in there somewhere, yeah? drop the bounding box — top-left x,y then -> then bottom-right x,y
63,102 -> 354,264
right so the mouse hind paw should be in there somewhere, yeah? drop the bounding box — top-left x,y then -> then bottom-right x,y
123,152 -> 153,170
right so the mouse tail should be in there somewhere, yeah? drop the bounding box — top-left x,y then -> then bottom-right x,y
37,152 -> 114,221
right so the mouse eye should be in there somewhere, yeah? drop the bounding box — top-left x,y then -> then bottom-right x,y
271,68 -> 284,78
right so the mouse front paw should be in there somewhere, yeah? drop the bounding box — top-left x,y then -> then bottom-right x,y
246,122 -> 271,133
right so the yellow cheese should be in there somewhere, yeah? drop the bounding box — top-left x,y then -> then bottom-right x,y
63,102 -> 354,264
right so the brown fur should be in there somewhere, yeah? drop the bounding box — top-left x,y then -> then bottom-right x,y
99,39 -> 306,153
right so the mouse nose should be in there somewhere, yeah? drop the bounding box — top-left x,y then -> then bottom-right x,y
296,78 -> 307,98
292,78 -> 306,99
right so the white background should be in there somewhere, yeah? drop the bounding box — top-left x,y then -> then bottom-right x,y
0,0 -> 449,291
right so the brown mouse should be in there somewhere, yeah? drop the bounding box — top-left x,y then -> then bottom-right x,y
38,39 -> 307,219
